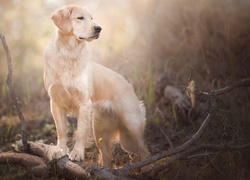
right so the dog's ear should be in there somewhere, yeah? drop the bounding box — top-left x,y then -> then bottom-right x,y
51,6 -> 72,34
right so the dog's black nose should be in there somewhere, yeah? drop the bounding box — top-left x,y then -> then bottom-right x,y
94,25 -> 102,33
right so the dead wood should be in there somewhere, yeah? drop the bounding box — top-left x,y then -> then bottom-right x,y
15,141 -> 129,179
0,152 -> 48,177
0,33 -> 29,152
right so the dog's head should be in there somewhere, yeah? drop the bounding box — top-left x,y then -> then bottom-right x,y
51,5 -> 102,42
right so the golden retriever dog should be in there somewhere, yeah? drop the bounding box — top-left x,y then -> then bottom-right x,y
44,4 -> 150,167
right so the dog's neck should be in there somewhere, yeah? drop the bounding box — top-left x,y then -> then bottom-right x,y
54,30 -> 89,61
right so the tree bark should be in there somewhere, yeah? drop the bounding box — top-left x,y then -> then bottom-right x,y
0,152 -> 48,177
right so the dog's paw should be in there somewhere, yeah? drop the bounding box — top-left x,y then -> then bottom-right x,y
46,145 -> 67,160
68,149 -> 85,162
52,147 -> 67,159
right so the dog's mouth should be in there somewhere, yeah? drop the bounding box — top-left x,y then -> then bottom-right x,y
79,33 -> 100,41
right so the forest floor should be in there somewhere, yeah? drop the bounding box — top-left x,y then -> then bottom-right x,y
0,77 -> 250,179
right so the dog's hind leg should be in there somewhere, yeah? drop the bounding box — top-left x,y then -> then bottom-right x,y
120,129 -> 150,162
119,103 -> 150,162
93,109 -> 118,167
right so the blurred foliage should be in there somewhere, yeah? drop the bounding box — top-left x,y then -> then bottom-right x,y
1,0 -> 248,111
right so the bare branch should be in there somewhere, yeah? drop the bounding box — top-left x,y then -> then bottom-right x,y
196,78 -> 250,96
0,33 -> 29,152
149,143 -> 250,176
214,78 -> 250,96
0,152 -> 48,177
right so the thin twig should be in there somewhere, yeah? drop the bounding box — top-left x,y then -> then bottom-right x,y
154,108 -> 173,148
208,155 -> 226,178
196,78 -> 250,96
0,33 -> 29,152
159,127 -> 173,148
214,78 -> 250,96
149,143 -> 250,176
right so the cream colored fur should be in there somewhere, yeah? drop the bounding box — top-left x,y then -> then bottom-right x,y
44,4 -> 149,167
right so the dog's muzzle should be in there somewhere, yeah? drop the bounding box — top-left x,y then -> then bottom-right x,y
79,25 -> 102,40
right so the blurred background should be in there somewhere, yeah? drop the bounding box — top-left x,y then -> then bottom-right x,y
0,0 -> 250,178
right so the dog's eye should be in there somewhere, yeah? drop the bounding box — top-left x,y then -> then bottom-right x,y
77,17 -> 84,20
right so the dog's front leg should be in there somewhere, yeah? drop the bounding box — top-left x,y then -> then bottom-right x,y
49,100 -> 68,159
68,99 -> 92,161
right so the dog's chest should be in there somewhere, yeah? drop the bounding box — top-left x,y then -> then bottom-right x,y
48,60 -> 93,112
49,83 -> 84,113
